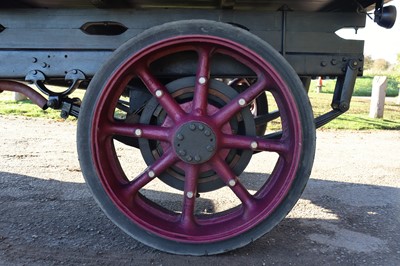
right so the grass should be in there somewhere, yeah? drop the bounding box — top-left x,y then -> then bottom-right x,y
311,76 -> 400,97
1,85 -> 399,130
0,91 -> 62,120
308,92 -> 400,130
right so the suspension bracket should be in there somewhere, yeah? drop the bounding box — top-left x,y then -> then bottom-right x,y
25,69 -> 85,118
314,59 -> 359,129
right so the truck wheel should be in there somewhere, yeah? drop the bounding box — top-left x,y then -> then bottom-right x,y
77,20 -> 315,255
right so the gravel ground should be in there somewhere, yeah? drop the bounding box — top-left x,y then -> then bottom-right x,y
0,115 -> 399,265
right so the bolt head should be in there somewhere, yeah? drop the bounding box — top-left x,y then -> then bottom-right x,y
189,124 -> 196,131
148,170 -> 155,178
194,155 -> 201,162
206,145 -> 214,152
155,90 -> 163,98
228,179 -> 236,187
177,134 -> 184,140
179,150 -> 187,156
198,77 -> 207,85
187,192 -> 194,199
186,155 -> 193,162
134,129 -> 142,137
238,98 -> 246,107
250,141 -> 258,149
60,111 -> 68,119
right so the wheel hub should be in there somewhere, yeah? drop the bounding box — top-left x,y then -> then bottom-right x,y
138,76 -> 256,192
174,122 -> 216,164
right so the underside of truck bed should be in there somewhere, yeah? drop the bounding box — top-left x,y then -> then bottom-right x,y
0,0 -> 388,11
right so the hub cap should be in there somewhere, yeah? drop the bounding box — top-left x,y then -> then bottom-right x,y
174,122 -> 216,164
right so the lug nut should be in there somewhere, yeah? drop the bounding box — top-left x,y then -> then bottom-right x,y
204,130 -> 211,136
206,145 -> 214,152
186,155 -> 193,162
198,124 -> 204,131
194,155 -> 201,162
177,134 -> 184,140
179,150 -> 187,156
189,124 -> 196,131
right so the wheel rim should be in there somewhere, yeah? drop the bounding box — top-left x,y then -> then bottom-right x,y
91,35 -> 302,243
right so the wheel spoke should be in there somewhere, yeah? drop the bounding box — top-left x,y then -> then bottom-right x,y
254,110 -> 280,126
213,77 -> 268,126
221,134 -> 288,154
123,150 -> 178,197
136,66 -> 185,122
180,164 -> 200,230
211,156 -> 254,209
102,121 -> 171,142
192,46 -> 213,115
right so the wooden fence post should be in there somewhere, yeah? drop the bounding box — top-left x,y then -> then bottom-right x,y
369,76 -> 387,118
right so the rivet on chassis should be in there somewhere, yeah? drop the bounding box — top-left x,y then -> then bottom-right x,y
134,128 -> 142,137
238,98 -> 246,107
155,90 -> 163,98
228,179 -> 236,187
187,191 -> 194,199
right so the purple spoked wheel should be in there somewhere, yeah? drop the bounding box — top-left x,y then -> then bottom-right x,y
77,20 -> 315,255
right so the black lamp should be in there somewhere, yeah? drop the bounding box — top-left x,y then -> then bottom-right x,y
374,4 -> 397,29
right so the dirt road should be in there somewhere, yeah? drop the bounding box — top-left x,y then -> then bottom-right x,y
1,116 -> 399,265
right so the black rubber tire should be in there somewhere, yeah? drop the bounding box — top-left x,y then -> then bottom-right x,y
77,19 -> 316,255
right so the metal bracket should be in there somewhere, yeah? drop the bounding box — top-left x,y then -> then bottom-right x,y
313,59 -> 359,128
25,69 -> 85,119
60,97 -> 81,119
263,59 -> 360,140
331,59 -> 359,112
25,69 -> 85,109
